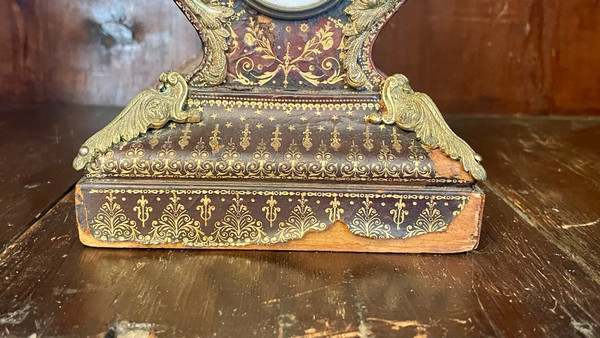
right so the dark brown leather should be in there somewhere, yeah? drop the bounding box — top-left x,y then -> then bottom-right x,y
87,92 -> 474,187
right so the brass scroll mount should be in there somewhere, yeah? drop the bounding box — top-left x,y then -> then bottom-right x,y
73,72 -> 198,171
369,74 -> 487,181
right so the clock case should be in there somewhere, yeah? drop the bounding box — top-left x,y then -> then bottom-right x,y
74,0 -> 485,253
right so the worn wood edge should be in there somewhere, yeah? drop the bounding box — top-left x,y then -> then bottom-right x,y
429,147 -> 475,183
74,185 -> 90,233
76,186 -> 484,253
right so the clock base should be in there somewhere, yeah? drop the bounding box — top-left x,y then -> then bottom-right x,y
75,178 -> 484,254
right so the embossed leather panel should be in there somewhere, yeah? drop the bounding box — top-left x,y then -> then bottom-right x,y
87,92 -> 474,186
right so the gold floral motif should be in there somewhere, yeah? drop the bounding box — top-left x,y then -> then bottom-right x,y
330,124 -> 341,151
406,198 -> 448,238
262,195 -> 280,228
209,124 -> 222,154
134,195 -> 152,228
325,196 -> 344,223
390,197 -> 408,230
149,129 -> 161,149
372,141 -> 399,178
402,139 -> 433,178
302,125 -> 313,151
279,139 -> 308,178
212,194 -> 267,244
245,139 -> 275,177
215,139 -> 244,176
87,150 -> 117,174
87,189 -> 470,246
227,22 -> 240,57
340,141 -> 369,177
178,123 -> 192,150
120,141 -> 150,176
240,124 -> 251,150
233,17 -> 344,88
273,194 -> 326,242
196,195 -> 215,228
320,57 -> 345,85
151,137 -> 183,176
453,199 -> 466,216
308,141 -> 338,178
186,137 -> 213,176
349,197 -> 393,239
270,125 -> 282,151
149,193 -> 205,244
91,193 -> 140,241
87,132 -> 464,184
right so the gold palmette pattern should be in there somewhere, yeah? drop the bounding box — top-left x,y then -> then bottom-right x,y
86,188 -> 469,247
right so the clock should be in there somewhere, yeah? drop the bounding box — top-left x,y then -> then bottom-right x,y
244,0 -> 341,19
72,0 -> 487,253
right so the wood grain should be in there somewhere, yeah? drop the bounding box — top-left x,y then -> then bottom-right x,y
1,0 -> 600,115
374,0 -> 600,115
0,0 -> 201,106
1,107 -> 599,336
1,188 -> 598,336
449,115 -> 600,280
0,104 -> 114,251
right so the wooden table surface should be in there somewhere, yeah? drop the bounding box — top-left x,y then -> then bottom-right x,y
0,104 -> 598,337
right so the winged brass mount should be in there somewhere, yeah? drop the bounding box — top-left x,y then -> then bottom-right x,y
73,72 -> 197,170
369,75 -> 486,180
73,0 -> 486,181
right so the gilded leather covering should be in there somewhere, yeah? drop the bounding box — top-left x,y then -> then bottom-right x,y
87,92 -> 473,186
74,0 -> 486,249
77,182 -> 471,246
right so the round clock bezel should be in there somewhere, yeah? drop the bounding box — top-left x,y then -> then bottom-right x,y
244,0 -> 342,20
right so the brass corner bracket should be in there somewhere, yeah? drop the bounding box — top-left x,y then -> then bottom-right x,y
370,74 -> 487,181
73,72 -> 197,171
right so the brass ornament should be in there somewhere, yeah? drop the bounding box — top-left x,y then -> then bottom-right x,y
370,74 -> 487,181
178,0 -> 235,86
74,0 -> 485,250
342,0 -> 398,90
73,72 -> 196,171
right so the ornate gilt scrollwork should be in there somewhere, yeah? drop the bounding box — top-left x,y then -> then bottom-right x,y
73,72 -> 196,171
342,0 -> 398,90
370,74 -> 487,180
342,0 -> 486,180
178,0 -> 235,86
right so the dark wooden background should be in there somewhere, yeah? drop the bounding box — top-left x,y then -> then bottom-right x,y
1,0 -> 599,115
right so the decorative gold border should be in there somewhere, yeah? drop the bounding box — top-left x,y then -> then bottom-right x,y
83,186 -> 469,247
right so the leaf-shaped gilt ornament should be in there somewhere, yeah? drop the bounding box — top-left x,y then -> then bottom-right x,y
73,72 -> 195,171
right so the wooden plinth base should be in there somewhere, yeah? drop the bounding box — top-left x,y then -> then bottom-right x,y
75,179 -> 485,253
